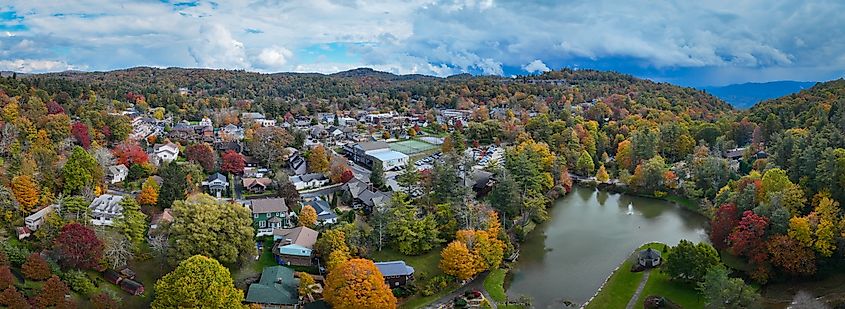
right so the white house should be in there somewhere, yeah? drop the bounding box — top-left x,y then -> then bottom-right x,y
90,194 -> 125,226
154,142 -> 180,163
368,149 -> 409,171
199,117 -> 213,127
289,173 -> 330,191
107,164 -> 129,184
255,119 -> 277,127
202,173 -> 229,198
25,205 -> 57,231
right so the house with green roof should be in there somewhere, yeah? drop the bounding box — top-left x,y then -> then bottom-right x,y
245,266 -> 300,308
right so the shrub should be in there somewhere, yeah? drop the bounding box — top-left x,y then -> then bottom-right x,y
63,270 -> 98,297
1,243 -> 30,266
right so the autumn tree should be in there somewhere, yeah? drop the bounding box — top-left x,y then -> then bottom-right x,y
0,267 -> 13,290
153,255 -> 245,309
137,177 -> 160,206
575,149 -> 595,176
299,205 -> 318,228
456,228 -> 504,271
324,259 -> 397,309
326,249 -> 352,272
298,272 -> 317,300
168,194 -> 254,264
220,150 -> 245,175
71,121 -> 91,149
308,145 -> 330,173
729,211 -> 770,282
329,155 -> 352,184
439,241 -> 479,280
35,275 -> 71,308
54,223 -> 104,269
111,142 -> 148,166
767,235 -> 815,276
91,292 -> 119,309
22,253 -> 51,280
11,175 -> 39,213
185,143 -> 217,172
247,126 -> 292,169
710,204 -> 739,250
0,287 -> 28,309
595,164 -> 610,183
665,240 -> 720,283
616,140 -> 634,171
315,229 -> 348,257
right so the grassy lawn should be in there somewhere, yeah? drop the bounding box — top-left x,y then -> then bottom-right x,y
585,256 -> 644,309
483,268 -> 507,303
636,268 -> 704,308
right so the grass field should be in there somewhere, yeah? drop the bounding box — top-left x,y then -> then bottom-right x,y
636,268 -> 704,308
584,254 -> 645,309
389,139 -> 438,155
484,268 -> 507,302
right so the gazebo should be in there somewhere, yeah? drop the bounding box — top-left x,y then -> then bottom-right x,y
638,248 -> 662,268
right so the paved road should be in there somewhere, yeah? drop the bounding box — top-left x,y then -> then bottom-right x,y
424,271 -> 493,309
625,270 -> 651,309
300,183 -> 346,198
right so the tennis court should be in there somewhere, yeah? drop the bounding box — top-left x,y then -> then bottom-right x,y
389,139 -> 438,155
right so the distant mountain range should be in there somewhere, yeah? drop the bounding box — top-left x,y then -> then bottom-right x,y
702,81 -> 817,109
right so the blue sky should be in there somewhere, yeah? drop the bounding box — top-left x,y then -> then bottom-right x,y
0,0 -> 843,86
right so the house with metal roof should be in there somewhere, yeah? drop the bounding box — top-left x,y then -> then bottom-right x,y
245,266 -> 299,308
375,261 -> 415,287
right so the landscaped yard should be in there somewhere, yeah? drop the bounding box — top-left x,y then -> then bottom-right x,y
636,268 -> 704,308
370,247 -> 453,309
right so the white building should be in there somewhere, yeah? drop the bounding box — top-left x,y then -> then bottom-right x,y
154,142 -> 180,163
107,164 -> 128,184
25,205 -> 57,231
368,149 -> 409,171
289,173 -> 330,191
255,119 -> 277,127
90,194 -> 125,226
199,117 -> 213,127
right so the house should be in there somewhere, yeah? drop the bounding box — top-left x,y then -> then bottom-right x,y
250,198 -> 292,236
107,164 -> 128,184
153,142 -> 180,163
256,119 -> 277,127
199,117 -> 213,127
289,173 -> 329,191
149,208 -> 174,232
202,173 -> 229,198
638,248 -> 662,268
463,170 -> 495,197
90,194 -> 125,226
221,124 -> 245,140
102,269 -> 123,285
243,177 -> 273,193
722,147 -> 747,161
375,261 -> 415,287
368,149 -> 409,171
310,125 -> 328,140
275,244 -> 313,267
272,226 -> 319,248
289,153 -> 307,175
344,178 -> 391,211
245,266 -> 299,308
302,199 -> 337,225
25,204 -> 57,231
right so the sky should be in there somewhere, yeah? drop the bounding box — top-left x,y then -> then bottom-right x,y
0,0 -> 843,87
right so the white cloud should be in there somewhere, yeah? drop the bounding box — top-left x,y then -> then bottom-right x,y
522,59 -> 550,73
0,59 -> 80,73
189,24 -> 248,69
256,46 -> 294,69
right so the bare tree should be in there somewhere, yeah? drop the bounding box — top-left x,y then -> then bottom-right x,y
98,230 -> 134,269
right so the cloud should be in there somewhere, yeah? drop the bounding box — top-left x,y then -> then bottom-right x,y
0,59 -> 80,72
256,46 -> 293,69
0,0 -> 843,85
523,59 -> 550,73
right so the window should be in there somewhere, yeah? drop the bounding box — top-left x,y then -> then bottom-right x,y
259,221 -> 266,228
254,214 -> 259,219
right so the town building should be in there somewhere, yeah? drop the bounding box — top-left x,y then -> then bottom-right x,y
202,173 -> 229,198
249,198 -> 293,235
107,164 -> 128,184
245,266 -> 299,308
289,173 -> 329,191
90,194 -> 125,226
153,142 -> 180,164
242,177 -> 274,193
374,261 -> 415,287
25,204 -> 57,231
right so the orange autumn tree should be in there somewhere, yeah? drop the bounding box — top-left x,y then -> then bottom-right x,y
299,205 -> 317,228
439,241 -> 478,280
137,177 -> 160,206
324,259 -> 397,309
11,175 -> 39,213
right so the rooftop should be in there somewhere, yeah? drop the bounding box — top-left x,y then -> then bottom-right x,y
368,149 -> 408,162
375,261 -> 415,277
245,266 -> 299,305
250,198 -> 289,214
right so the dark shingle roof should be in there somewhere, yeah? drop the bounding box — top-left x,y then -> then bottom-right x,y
245,266 -> 299,305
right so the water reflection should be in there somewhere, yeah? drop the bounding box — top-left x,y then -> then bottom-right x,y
507,186 -> 708,308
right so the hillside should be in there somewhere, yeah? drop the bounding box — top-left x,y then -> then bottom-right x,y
25,67 -> 733,121
703,81 -> 817,109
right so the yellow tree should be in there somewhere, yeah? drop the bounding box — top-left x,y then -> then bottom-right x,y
439,241 -> 478,280
456,229 -> 504,271
308,146 -> 330,174
815,219 -> 837,257
441,136 -> 454,154
788,217 -> 814,247
299,205 -> 318,228
298,272 -> 317,300
326,250 -> 351,272
616,140 -> 634,171
11,175 -> 39,213
596,165 -> 610,183
137,177 -> 159,206
153,255 -> 245,309
324,259 -> 397,309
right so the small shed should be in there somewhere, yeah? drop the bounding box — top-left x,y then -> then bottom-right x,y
102,269 -> 123,285
638,248 -> 662,268
119,279 -> 145,296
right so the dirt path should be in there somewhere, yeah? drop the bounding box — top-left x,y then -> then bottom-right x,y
625,270 -> 651,309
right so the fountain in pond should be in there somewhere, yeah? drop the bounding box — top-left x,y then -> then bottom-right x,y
627,203 -> 634,215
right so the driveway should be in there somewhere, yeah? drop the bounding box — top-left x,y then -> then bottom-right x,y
424,271 -> 495,309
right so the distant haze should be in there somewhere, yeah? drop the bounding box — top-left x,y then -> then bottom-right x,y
703,81 -> 818,109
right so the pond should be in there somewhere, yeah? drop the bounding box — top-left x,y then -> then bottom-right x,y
506,186 -> 708,308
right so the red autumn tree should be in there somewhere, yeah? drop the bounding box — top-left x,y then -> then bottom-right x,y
22,253 -> 51,280
35,275 -> 70,308
221,150 -> 245,175
768,235 -> 816,276
54,223 -> 104,269
340,169 -> 354,183
709,203 -> 740,250
729,210 -> 769,257
0,266 -> 13,290
91,292 -> 119,309
0,287 -> 28,309
71,122 -> 91,149
112,142 -> 148,166
46,100 -> 65,114
185,143 -> 217,172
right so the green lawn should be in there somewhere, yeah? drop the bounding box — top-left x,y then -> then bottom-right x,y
584,256 -> 645,309
636,268 -> 704,308
370,247 -> 451,309
483,268 -> 507,302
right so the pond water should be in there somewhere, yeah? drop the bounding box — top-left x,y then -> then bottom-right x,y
506,186 -> 708,308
